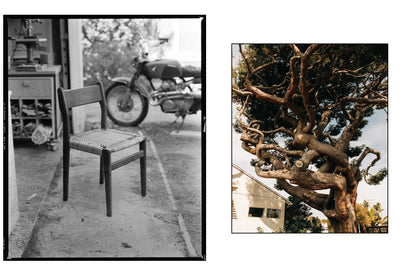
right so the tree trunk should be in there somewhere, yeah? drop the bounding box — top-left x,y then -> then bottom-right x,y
234,44 -> 387,233
327,192 -> 358,233
328,212 -> 357,233
329,218 -> 356,233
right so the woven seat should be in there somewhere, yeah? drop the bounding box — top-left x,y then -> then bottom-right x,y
58,82 -> 146,217
70,129 -> 145,155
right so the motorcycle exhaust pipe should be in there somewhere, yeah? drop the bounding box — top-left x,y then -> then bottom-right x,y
149,90 -> 201,106
149,91 -> 184,105
158,95 -> 189,105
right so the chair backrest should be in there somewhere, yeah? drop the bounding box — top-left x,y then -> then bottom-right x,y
58,82 -> 107,140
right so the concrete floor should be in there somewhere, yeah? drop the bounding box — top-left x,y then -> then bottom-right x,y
7,140 -> 63,258
7,105 -> 203,259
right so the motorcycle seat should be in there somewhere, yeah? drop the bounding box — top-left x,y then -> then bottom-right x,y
182,65 -> 201,78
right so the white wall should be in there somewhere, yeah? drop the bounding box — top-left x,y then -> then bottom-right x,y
8,91 -> 19,235
158,18 -> 202,67
232,168 -> 286,233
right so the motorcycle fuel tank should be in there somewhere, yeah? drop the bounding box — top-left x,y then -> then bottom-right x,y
143,59 -> 182,78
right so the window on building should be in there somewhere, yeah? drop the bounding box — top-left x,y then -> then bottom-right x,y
248,207 -> 264,217
266,208 -> 281,218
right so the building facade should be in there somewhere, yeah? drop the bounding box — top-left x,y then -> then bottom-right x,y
232,164 -> 291,233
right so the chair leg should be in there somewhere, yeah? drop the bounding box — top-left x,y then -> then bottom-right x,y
140,139 -> 147,197
63,144 -> 70,201
99,155 -> 104,184
102,149 -> 112,217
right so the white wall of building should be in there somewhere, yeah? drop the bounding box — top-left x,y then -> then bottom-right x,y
232,166 -> 287,233
158,18 -> 202,67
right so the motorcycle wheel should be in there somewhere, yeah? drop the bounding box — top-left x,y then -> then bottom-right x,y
105,82 -> 149,126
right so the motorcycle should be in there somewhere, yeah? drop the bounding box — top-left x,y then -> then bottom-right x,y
105,45 -> 202,126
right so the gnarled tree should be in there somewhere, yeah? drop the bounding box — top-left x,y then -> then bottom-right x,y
232,44 -> 387,233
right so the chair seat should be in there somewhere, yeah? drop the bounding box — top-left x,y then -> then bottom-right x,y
70,128 -> 145,155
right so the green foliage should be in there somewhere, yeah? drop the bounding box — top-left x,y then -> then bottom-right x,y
356,203 -> 371,226
233,44 -> 387,170
309,216 -> 323,233
274,183 -> 283,191
283,196 -> 322,233
346,144 -> 365,158
361,167 -> 388,185
367,168 -> 388,185
233,45 -> 293,132
250,159 -> 259,167
81,19 -> 171,89
232,122 -> 243,133
356,200 -> 387,227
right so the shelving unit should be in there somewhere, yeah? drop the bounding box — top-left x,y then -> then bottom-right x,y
11,98 -> 53,137
8,66 -> 61,148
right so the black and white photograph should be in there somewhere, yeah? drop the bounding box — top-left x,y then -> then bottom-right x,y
4,15 -> 205,259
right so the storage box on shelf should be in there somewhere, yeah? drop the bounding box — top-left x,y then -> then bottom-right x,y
8,66 -> 61,150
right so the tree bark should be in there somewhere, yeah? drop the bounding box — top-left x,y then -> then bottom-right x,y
233,44 -> 387,233
329,217 -> 357,233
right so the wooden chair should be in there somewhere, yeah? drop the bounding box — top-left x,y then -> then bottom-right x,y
57,82 -> 146,217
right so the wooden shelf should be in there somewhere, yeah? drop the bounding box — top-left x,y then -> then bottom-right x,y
9,66 -> 61,142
